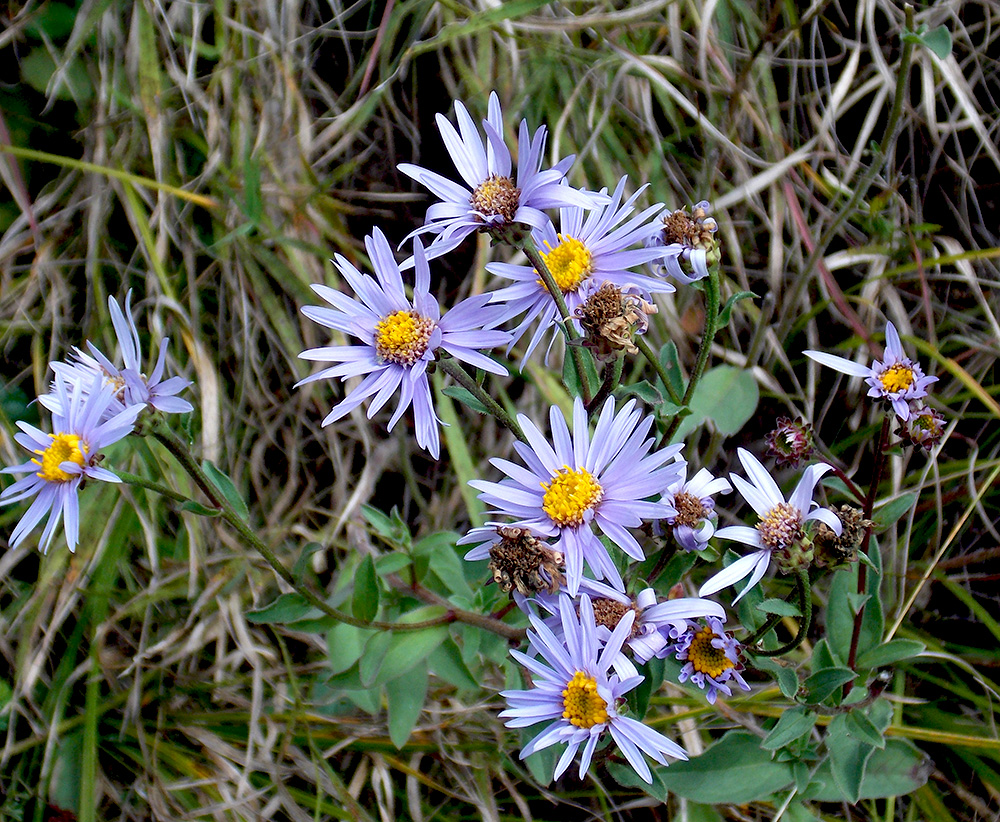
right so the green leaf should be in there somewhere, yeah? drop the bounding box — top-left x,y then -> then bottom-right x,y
750,656 -> 800,700
246,592 -> 315,624
440,384 -> 490,415
358,631 -> 393,687
762,707 -> 817,750
904,24 -> 952,59
671,365 -> 759,441
386,663 -> 429,748
827,549 -> 883,665
804,739 -> 931,801
352,555 -> 379,622
846,710 -> 886,749
856,638 -> 925,669
360,609 -> 450,687
652,731 -> 794,803
872,492 -> 917,530
326,623 -> 376,675
759,598 -> 801,617
361,505 -> 411,550
179,500 -> 221,517
427,639 -> 480,692
803,667 -> 857,704
825,714 -> 877,803
202,460 -> 250,520
617,379 -> 664,405
717,291 -> 757,327
658,342 -> 686,399
607,759 -> 672,799
375,553 -> 412,575
561,342 -> 599,399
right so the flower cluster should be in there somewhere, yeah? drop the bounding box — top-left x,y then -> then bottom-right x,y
2,294 -> 191,551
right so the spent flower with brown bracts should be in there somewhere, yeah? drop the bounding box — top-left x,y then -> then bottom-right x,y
804,321 -> 938,421
487,176 -> 673,361
575,281 -> 658,361
813,505 -> 873,569
43,290 -> 193,419
470,397 -> 685,595
765,417 -> 816,468
1,375 -> 142,553
646,200 -> 720,284
665,617 -> 750,704
460,524 -> 566,597
398,91 -> 605,259
295,229 -> 511,459
500,594 -> 689,783
699,449 -> 842,602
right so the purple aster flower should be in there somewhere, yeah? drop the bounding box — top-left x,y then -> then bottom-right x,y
646,200 -> 719,284
804,321 -> 938,421
295,229 -> 511,459
487,176 -> 675,360
398,91 -> 605,259
664,617 -> 751,704
699,449 -> 842,602
661,462 -> 733,552
528,579 -> 726,666
43,290 -> 193,418
1,374 -> 142,553
471,396 -> 685,595
500,594 -> 688,783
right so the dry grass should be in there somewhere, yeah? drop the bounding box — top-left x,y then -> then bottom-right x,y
1,0 -> 998,819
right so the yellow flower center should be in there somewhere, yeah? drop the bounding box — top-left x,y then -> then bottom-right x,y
756,501 -> 803,550
541,466 -> 604,527
879,363 -> 915,394
539,236 -> 592,293
374,310 -> 436,366
470,174 -> 521,222
33,433 -> 88,482
687,626 -> 735,679
562,671 -> 609,729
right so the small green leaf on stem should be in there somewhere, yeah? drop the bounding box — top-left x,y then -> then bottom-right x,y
201,460 -> 249,520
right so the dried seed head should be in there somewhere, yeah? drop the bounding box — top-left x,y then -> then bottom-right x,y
813,505 -> 871,569
575,281 -> 658,361
487,526 -> 566,596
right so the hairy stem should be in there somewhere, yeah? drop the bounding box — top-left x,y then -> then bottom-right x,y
753,570 -> 813,657
149,421 -> 524,641
437,356 -> 526,443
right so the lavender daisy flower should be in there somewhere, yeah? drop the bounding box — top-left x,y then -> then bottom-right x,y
295,229 -> 511,459
646,200 -> 719,284
398,91 -> 604,259
500,594 -> 688,783
487,177 -> 675,360
662,462 -> 733,552
471,396 -> 685,595
529,579 -> 726,666
43,290 -> 193,418
1,375 -> 142,553
804,321 -> 938,421
699,448 -> 842,602
664,617 -> 751,704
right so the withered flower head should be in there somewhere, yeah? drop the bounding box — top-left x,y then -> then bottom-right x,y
765,417 -> 817,468
648,200 -> 720,284
895,403 -> 945,451
487,526 -> 566,596
574,281 -> 658,361
813,505 -> 872,569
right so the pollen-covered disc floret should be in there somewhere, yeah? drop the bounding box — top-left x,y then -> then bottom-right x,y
541,466 -> 604,527
699,449 -> 842,603
665,617 -> 750,705
499,594 -> 689,783
470,396 -> 686,594
295,229 -> 511,459
756,502 -> 803,550
470,174 -> 521,223
1,374 -> 143,553
398,91 -> 606,260
374,310 -> 436,365
489,176 -> 675,362
562,671 -> 610,728
804,321 -> 937,421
